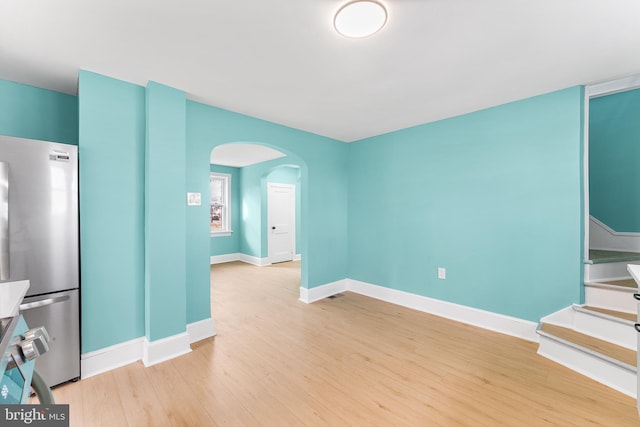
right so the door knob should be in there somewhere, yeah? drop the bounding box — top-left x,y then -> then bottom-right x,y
272,226 -> 276,230
635,323 -> 640,333
634,293 -> 640,301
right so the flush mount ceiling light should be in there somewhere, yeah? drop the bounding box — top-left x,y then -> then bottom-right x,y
334,1 -> 387,38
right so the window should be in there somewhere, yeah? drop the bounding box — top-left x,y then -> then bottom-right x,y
210,172 -> 231,236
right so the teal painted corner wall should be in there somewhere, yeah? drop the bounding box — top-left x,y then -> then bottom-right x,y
144,82 -> 187,341
348,86 -> 585,322
186,100 -> 349,295
80,71 -> 201,347
0,78 -> 78,144
210,164 -> 241,256
240,159 -> 302,259
185,102 -> 216,324
589,88 -> 640,233
78,70 -> 146,352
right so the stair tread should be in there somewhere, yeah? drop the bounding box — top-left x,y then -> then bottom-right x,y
582,305 -> 636,322
587,249 -> 640,264
539,323 -> 637,368
585,278 -> 638,289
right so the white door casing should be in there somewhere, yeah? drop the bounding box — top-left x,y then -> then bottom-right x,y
268,183 -> 295,264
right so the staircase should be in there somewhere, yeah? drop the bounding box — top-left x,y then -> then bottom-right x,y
536,250 -> 640,398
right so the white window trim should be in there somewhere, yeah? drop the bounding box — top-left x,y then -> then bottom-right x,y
210,172 -> 233,237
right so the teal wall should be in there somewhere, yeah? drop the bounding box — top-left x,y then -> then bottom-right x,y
589,88 -> 640,232
239,161 -> 262,258
0,79 -> 78,144
267,166 -> 299,184
210,164 -> 241,256
144,82 -> 187,341
267,166 -> 302,254
78,71 -> 146,352
240,159 -> 303,258
348,87 -> 585,322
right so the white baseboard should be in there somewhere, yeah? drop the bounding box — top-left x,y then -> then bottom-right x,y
299,278 -> 538,342
186,317 -> 216,343
210,253 -> 241,264
210,253 -> 271,266
293,253 -> 301,261
81,337 -> 144,379
589,216 -> 640,252
81,318 -> 215,377
299,279 -> 348,304
142,332 -> 191,367
346,279 -> 539,342
239,253 -> 271,266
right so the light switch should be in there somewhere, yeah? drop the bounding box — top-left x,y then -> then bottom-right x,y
187,192 -> 201,206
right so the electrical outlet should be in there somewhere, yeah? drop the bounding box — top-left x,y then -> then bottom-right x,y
438,267 -> 446,280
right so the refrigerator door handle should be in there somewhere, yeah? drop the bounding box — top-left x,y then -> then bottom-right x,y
0,161 -> 8,280
20,295 -> 70,311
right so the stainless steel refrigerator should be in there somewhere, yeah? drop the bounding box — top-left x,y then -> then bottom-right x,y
0,135 -> 79,387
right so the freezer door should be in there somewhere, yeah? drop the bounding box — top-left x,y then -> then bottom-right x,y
0,136 -> 78,295
19,289 -> 80,387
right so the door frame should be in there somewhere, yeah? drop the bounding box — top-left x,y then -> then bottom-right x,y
584,74 -> 640,261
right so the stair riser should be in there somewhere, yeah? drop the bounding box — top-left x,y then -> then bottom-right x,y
584,286 -> 637,314
538,335 -> 636,398
585,260 -> 640,282
573,311 -> 636,350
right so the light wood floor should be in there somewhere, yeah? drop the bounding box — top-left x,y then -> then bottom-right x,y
48,261 -> 638,426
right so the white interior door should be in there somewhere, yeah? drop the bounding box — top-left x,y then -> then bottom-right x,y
268,183 -> 295,264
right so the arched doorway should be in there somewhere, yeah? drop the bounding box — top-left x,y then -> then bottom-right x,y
208,142 -> 305,293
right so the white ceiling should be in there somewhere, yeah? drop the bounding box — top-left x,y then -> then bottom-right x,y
210,143 -> 286,167
1,1 -> 640,142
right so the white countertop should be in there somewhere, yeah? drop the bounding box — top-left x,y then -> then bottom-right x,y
0,280 -> 29,318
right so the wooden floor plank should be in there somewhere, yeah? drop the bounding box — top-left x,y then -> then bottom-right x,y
110,362 -> 173,427
49,260 -> 639,426
143,357 -> 220,427
77,372 -> 128,427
